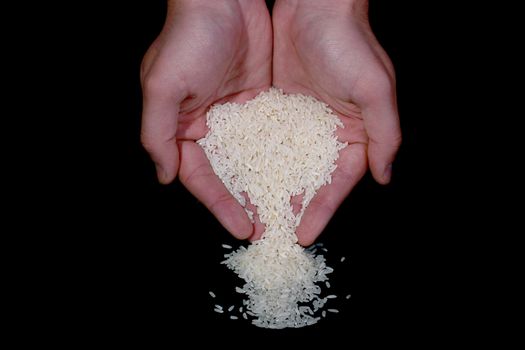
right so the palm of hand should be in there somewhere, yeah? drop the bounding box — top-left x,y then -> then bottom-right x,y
141,2 -> 272,238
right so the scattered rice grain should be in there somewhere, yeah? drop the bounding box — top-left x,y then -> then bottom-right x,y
199,88 -> 347,328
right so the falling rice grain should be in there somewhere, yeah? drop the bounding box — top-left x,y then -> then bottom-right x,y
199,88 -> 347,328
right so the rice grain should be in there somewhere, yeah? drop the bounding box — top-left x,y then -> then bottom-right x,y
199,88 -> 347,328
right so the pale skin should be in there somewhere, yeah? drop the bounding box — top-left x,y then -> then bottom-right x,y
141,0 -> 401,245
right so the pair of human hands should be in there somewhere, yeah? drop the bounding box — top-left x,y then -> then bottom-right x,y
140,0 -> 401,246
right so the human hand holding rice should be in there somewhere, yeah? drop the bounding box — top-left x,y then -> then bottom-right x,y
140,0 -> 272,239
141,0 -> 401,328
271,0 -> 401,245
140,1 -> 400,327
141,0 -> 400,246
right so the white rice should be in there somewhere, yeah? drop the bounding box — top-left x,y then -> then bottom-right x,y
199,88 -> 347,328
214,309 -> 224,314
322,310 -> 326,318
222,244 -> 232,249
209,291 -> 216,298
327,309 -> 339,313
326,295 -> 337,299
346,294 -> 351,299
228,305 -> 234,312
340,257 -> 346,262
325,281 -> 331,288
230,316 -> 238,320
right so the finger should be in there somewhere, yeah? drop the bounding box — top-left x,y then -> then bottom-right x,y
244,195 -> 266,242
178,141 -> 253,239
360,78 -> 402,185
247,215 -> 266,242
141,76 -> 185,184
296,143 -> 367,246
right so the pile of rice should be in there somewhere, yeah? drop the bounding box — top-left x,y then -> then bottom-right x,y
198,88 -> 347,328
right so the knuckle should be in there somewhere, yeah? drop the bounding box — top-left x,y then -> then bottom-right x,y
370,71 -> 395,95
392,133 -> 402,147
140,39 -> 160,82
140,132 -> 160,154
384,132 -> 402,150
384,60 -> 396,81
209,193 -> 234,213
142,74 -> 169,97
357,70 -> 395,103
370,129 -> 402,150
140,58 -> 148,82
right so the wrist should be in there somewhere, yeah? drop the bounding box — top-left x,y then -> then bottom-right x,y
168,0 -> 267,10
168,0 -> 267,18
275,0 -> 368,16
168,0 -> 234,11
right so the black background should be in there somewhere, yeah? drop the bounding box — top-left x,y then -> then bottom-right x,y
40,0 -> 523,344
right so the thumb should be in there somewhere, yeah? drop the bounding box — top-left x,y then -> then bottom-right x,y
141,76 -> 186,184
361,84 -> 401,184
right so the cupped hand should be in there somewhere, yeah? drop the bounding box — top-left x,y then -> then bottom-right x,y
141,0 -> 272,239
271,0 -> 402,245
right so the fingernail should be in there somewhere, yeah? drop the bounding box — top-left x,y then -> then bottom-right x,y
383,164 -> 392,183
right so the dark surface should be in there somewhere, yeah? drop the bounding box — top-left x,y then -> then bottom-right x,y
66,0 -> 523,344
